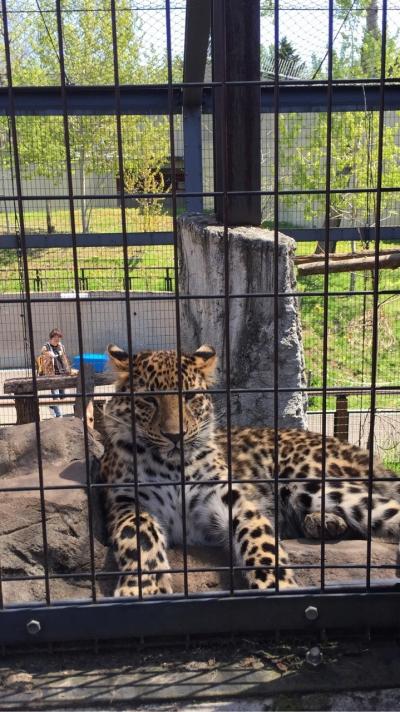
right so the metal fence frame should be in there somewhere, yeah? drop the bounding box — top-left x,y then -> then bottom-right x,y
0,0 -> 400,647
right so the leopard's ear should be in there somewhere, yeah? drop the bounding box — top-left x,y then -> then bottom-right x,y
192,345 -> 217,384
107,344 -> 129,371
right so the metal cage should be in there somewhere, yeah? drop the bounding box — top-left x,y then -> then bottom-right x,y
0,0 -> 399,647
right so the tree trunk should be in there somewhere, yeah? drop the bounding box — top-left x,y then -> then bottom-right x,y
350,240 -> 356,291
314,207 -> 341,254
4,200 -> 10,234
366,0 -> 379,38
46,200 -> 55,234
298,252 -> 400,276
79,156 -> 89,233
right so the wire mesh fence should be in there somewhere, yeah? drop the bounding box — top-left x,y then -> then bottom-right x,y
0,0 -> 399,645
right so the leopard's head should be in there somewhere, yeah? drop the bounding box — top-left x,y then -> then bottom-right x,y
104,344 -> 218,456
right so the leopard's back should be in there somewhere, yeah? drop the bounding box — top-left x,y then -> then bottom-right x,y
215,426 -> 389,482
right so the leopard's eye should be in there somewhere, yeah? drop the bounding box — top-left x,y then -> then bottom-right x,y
142,395 -> 158,407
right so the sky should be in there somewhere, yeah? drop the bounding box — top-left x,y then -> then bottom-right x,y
136,0 -> 399,78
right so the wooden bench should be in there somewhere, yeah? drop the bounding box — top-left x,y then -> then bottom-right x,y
4,368 -> 114,426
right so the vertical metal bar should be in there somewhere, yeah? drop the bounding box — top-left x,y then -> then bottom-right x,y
183,106 -> 203,213
54,0 -> 97,602
165,0 -> 188,596
212,0 -> 261,225
219,0 -> 234,595
109,0 -> 142,598
0,560 -> 3,609
273,0 -> 280,593
320,0 -> 335,592
366,0 -> 387,591
1,0 -> 51,605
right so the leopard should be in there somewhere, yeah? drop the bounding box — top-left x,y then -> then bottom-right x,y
100,343 -> 400,598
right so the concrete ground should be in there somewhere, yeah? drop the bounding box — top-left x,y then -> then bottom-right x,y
1,637 -> 400,710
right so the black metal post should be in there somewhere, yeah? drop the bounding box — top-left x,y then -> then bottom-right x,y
212,0 -> 261,225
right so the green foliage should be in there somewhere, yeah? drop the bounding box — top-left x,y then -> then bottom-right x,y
4,0 -> 172,232
261,4 -> 400,232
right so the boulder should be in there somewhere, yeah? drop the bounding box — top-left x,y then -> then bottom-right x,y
0,418 -> 110,605
168,539 -> 399,594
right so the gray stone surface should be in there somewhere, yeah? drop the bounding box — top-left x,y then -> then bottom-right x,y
169,539 -> 399,594
178,213 -> 307,428
0,417 -> 109,604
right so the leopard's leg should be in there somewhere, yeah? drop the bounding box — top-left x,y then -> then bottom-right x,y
204,484 -> 297,590
281,480 -> 400,540
107,493 -> 172,597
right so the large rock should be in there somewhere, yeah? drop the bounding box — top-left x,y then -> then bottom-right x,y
168,540 -> 399,593
0,418 -> 110,604
178,213 -> 307,428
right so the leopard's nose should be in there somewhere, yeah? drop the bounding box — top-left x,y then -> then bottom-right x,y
161,431 -> 186,445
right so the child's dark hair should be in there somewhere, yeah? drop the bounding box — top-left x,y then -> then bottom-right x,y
49,328 -> 63,339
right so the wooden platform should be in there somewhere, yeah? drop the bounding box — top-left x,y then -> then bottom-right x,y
3,371 -> 113,424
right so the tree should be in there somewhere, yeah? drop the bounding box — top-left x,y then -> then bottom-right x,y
261,36 -> 305,79
263,3 -> 400,253
6,0 -> 171,233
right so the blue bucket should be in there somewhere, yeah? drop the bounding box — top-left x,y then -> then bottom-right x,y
72,353 -> 108,373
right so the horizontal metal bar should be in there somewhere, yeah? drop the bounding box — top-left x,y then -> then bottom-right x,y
1,185 -> 400,201
1,564 -> 399,586
0,231 -> 174,249
1,290 -> 399,306
1,384 -> 399,398
0,85 -> 182,116
1,473 -> 400,494
258,83 -> 400,113
1,588 -> 400,644
283,227 -> 400,242
0,83 -> 399,117
1,226 -> 399,250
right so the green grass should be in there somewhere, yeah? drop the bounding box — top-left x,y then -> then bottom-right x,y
0,207 -> 175,292
1,206 -> 173,235
0,244 -> 174,293
296,240 -> 400,411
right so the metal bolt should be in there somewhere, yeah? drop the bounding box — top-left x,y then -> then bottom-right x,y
306,646 -> 323,667
26,619 -> 41,635
305,605 -> 319,621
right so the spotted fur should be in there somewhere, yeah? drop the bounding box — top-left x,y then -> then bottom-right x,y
101,345 -> 400,597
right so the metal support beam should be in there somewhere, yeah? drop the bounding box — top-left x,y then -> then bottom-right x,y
0,227 -> 399,250
281,226 -> 400,243
182,0 -> 210,212
0,85 -> 182,116
0,231 -> 174,250
183,0 -> 211,108
183,106 -> 203,212
0,84 -> 399,117
212,0 -> 261,225
1,587 -> 400,644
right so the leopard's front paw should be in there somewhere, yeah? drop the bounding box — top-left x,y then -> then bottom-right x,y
304,511 -> 348,539
115,573 -> 173,598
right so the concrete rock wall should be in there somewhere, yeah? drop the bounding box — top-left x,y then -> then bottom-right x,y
178,214 -> 307,428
